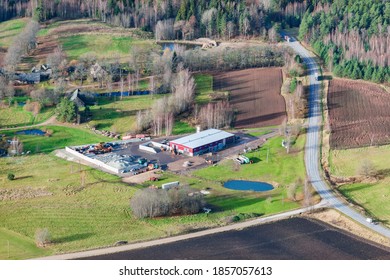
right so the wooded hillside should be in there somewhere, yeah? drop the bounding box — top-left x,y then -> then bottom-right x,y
299,0 -> 390,82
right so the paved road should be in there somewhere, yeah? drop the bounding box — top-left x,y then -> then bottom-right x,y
287,39 -> 390,239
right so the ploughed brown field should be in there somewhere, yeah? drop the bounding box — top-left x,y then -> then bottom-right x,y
328,78 -> 390,149
213,68 -> 286,128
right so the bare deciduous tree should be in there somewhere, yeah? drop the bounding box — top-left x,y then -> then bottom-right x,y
130,186 -> 204,218
357,160 -> 378,178
47,46 -> 67,81
303,178 -> 312,207
35,228 -> 51,247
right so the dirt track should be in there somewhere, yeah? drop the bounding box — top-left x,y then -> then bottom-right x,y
328,79 -> 390,149
213,68 -> 286,128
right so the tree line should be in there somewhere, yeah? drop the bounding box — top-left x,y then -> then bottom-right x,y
1,0 -> 308,38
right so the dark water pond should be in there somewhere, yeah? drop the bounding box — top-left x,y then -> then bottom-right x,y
224,180 -> 274,192
16,129 -> 45,136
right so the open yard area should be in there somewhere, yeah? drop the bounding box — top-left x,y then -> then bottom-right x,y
2,126 -> 109,154
194,134 -> 306,187
88,95 -> 160,134
213,68 -> 286,128
328,78 -> 390,149
0,106 -> 54,129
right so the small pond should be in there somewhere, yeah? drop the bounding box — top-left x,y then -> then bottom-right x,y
16,129 -> 46,136
224,180 -> 274,192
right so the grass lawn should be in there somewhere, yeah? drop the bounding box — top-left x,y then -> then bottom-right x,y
0,18 -> 28,48
329,145 -> 390,226
194,74 -> 214,104
60,34 -> 156,60
0,106 -> 55,129
0,228 -> 49,260
339,180 -> 390,226
2,126 -> 109,153
330,145 -> 390,177
194,135 -> 307,186
88,95 -> 159,134
0,150 -> 302,259
245,127 -> 276,138
172,121 -> 195,135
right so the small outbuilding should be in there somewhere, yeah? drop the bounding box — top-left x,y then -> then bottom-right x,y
169,128 -> 235,156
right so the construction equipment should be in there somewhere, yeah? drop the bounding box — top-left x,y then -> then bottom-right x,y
137,158 -> 148,165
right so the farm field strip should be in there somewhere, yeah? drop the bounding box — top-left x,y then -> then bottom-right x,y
328,79 -> 390,149
213,68 -> 286,128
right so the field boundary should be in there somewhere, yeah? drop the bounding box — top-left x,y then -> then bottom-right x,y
32,202 -> 328,260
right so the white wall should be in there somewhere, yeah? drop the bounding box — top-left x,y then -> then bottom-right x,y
65,147 -> 120,174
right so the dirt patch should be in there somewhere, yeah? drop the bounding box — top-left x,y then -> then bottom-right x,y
306,209 -> 390,248
0,187 -> 52,201
122,170 -> 162,185
167,157 -> 206,172
328,78 -> 390,149
213,68 -> 286,128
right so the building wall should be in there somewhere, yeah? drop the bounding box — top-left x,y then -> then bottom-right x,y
170,135 -> 235,157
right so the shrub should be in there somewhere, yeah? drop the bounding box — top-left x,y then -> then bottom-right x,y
35,228 -> 51,247
357,160 -> 378,178
7,173 -> 15,180
289,77 -> 297,93
130,186 -> 205,218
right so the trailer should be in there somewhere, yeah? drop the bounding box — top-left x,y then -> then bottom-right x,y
238,155 -> 250,164
162,181 -> 180,190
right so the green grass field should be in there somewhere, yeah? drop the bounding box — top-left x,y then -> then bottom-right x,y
329,145 -> 390,226
0,228 -> 49,260
194,135 -> 306,186
0,18 -> 28,48
339,180 -> 390,225
245,127 -> 276,138
88,95 -> 159,134
60,34 -> 155,60
3,126 -> 109,153
194,74 -> 214,104
0,106 -> 55,129
172,121 -> 196,135
330,145 -> 390,177
0,146 -> 304,259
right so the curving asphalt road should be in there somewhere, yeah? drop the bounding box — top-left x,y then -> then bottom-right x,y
287,38 -> 390,239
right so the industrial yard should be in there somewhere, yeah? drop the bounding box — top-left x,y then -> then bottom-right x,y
62,129 -> 260,178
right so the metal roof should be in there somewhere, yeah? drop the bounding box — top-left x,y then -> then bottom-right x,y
170,129 -> 234,149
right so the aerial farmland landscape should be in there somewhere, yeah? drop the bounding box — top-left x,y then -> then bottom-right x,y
0,0 -> 389,263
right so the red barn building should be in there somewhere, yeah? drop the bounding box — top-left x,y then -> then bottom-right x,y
169,129 -> 235,156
